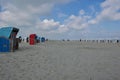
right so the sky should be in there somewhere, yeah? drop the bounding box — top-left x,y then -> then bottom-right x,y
0,0 -> 120,40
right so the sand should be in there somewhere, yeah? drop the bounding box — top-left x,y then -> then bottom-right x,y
0,40 -> 120,80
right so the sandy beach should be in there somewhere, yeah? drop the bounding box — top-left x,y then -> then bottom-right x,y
0,40 -> 120,80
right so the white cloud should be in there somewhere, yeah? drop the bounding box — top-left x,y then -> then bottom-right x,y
8,0 -> 73,9
59,0 -> 120,39
27,3 -> 54,15
0,0 -> 73,25
35,19 -> 69,34
65,14 -> 91,30
0,0 -> 73,26
87,0 -> 120,25
88,19 -> 98,24
36,19 -> 60,30
95,0 -> 120,22
69,15 -> 77,20
58,25 -> 69,33
0,4 -> 32,26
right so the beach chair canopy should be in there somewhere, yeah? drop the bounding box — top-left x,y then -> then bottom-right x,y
0,27 -> 19,38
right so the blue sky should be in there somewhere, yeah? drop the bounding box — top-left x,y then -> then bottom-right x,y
0,0 -> 120,40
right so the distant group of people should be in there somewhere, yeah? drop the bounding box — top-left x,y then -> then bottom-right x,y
62,39 -> 120,43
79,39 -> 120,43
